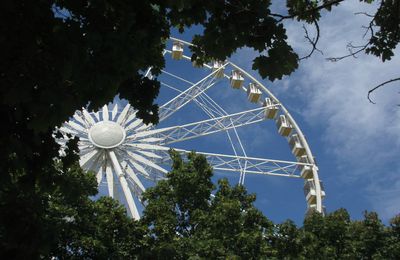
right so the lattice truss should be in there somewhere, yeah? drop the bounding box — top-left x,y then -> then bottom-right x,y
56,38 -> 323,219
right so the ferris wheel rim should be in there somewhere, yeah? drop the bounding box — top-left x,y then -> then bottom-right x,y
57,37 -> 325,219
164,38 -> 324,213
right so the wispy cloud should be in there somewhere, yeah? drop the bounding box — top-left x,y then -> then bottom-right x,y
233,0 -> 400,220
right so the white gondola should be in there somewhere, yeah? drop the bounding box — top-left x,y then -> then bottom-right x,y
263,98 -> 279,119
229,70 -> 244,89
298,155 -> 313,179
306,204 -> 327,216
212,61 -> 224,78
171,41 -> 184,60
289,134 -> 306,157
276,115 -> 292,136
303,179 -> 325,204
247,83 -> 262,103
57,37 -> 326,219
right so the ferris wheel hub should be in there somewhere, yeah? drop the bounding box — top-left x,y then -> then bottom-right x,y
88,121 -> 126,149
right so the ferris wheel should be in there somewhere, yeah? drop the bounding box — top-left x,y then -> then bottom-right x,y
56,37 -> 325,220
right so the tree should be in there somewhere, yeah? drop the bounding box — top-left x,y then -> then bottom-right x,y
139,152 -> 400,259
301,209 -> 355,259
0,0 -> 307,256
140,151 -> 274,259
1,0 -> 398,256
271,219 -> 303,259
0,157 -> 144,259
51,197 -> 145,259
350,211 -> 386,259
381,214 -> 400,259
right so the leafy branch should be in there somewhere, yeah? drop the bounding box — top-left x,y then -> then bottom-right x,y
270,0 -> 345,22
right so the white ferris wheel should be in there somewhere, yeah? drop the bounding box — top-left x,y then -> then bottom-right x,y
57,37 -> 325,220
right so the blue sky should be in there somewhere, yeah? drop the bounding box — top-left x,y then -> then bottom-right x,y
231,0 -> 400,223
154,0 -> 400,224
92,0 -> 399,225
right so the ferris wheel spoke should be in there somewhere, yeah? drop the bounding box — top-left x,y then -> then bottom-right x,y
126,179 -> 145,205
128,159 -> 151,178
162,78 -> 224,118
121,161 -> 146,196
56,37 -> 325,218
125,109 -> 138,124
135,137 -> 164,143
93,111 -> 100,122
82,108 -> 96,126
116,103 -> 131,125
135,122 -> 153,132
80,149 -> 99,169
96,165 -> 103,185
126,151 -> 168,174
125,118 -> 143,132
108,151 -> 140,219
65,120 -> 87,133
114,149 -> 152,179
160,81 -> 248,182
124,143 -> 169,151
155,149 -> 308,178
105,161 -> 115,198
158,67 -> 225,123
84,150 -> 103,172
119,175 -> 140,219
129,107 -> 267,145
59,126 -> 80,136
136,150 -> 162,159
191,91 -> 250,184
111,103 -> 118,121
73,112 -> 89,127
102,105 -> 109,121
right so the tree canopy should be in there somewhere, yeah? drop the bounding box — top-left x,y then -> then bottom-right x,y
1,0 -> 399,258
140,151 -> 274,259
139,152 -> 400,259
1,148 -> 400,258
0,157 -> 145,258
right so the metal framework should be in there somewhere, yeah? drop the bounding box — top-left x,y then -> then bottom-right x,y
56,37 -> 325,219
128,106 -> 267,145
154,149 -> 310,178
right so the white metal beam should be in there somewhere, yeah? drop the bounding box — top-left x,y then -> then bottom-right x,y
155,149 -> 311,178
108,151 -> 141,220
158,67 -> 225,122
128,106 -> 266,145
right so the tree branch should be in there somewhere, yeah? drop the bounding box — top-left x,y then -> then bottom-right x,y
300,20 -> 323,60
367,78 -> 400,104
326,42 -> 369,61
354,11 -> 375,18
327,15 -> 375,62
270,0 -> 345,22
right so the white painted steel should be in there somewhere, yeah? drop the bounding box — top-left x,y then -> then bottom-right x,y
57,37 -> 324,219
158,65 -> 226,122
160,38 -> 324,214
109,151 -> 140,220
130,107 -> 267,145
160,77 -> 249,185
228,61 -> 324,214
154,149 -> 310,178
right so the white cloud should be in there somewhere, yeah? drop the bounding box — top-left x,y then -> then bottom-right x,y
233,0 -> 400,220
288,1 -> 400,218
